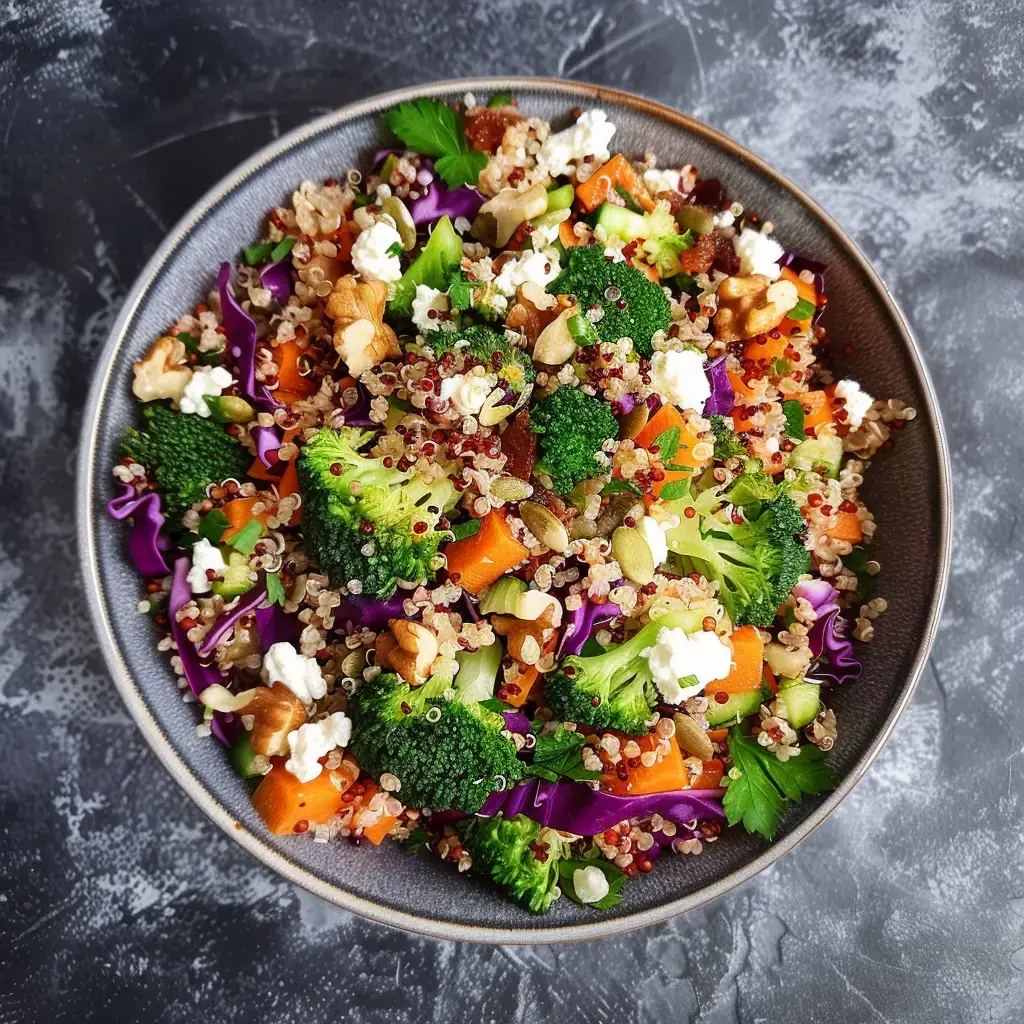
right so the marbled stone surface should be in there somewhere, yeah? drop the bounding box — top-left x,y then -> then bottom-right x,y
1,1 -> 1021,1020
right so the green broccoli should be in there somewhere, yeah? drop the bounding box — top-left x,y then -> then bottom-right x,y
120,402 -> 250,519
709,415 -> 746,462
546,245 -> 671,357
348,671 -> 524,813
545,607 -> 712,734
663,482 -> 809,627
298,426 -> 457,598
459,813 -> 573,913
529,386 -> 618,493
425,324 -> 536,397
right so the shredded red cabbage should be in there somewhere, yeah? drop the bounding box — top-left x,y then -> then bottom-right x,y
340,383 -> 375,426
793,579 -> 862,686
217,262 -> 279,413
501,711 -> 531,734
108,484 -> 172,577
254,603 -> 302,649
704,355 -> 735,416
197,584 -> 268,657
260,259 -> 293,304
335,592 -> 408,630
479,778 -> 725,834
558,597 -> 621,658
408,180 -> 484,226
252,424 -> 282,469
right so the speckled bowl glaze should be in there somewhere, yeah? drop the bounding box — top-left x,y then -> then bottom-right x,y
77,78 -> 951,943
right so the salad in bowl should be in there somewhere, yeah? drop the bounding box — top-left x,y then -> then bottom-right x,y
109,92 -> 915,914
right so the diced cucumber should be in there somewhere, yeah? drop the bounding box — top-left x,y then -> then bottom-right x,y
455,642 -> 502,704
545,183 -> 575,213
478,576 -> 527,616
211,549 -> 255,598
229,732 -> 262,778
789,434 -> 843,478
380,153 -> 399,184
675,204 -> 716,236
776,679 -> 821,729
705,689 -> 763,727
593,202 -> 648,242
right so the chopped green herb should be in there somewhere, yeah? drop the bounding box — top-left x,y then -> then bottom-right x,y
450,518 -> 483,541
613,183 -> 644,214
386,241 -> 405,258
353,192 -> 375,208
659,229 -> 695,255
787,297 -> 816,321
770,357 -> 792,376
270,236 -> 296,262
487,92 -> 514,108
558,857 -> 628,910
243,242 -> 275,266
525,723 -> 602,784
265,571 -> 286,606
446,269 -> 474,311
843,547 -> 877,601
198,509 -> 230,546
782,399 -> 806,439
674,272 -> 700,297
658,478 -> 691,500
225,519 -> 262,556
404,826 -> 431,855
601,478 -> 643,498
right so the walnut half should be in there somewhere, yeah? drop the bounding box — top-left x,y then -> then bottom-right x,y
132,336 -> 193,403
325,275 -> 400,376
714,275 -> 799,344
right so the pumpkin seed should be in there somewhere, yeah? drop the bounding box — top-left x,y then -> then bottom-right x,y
478,387 -> 516,427
207,395 -> 255,423
611,526 -> 655,585
380,196 -> 417,251
490,476 -> 534,503
619,402 -> 650,440
520,501 -> 570,552
532,306 -> 577,365
673,712 -> 715,760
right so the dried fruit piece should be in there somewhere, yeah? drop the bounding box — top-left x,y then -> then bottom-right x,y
500,410 -> 538,481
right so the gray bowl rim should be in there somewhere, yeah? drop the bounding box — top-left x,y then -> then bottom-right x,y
76,75 -> 952,944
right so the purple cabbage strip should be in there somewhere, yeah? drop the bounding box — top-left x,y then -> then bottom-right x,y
610,393 -> 638,417
461,592 -> 481,624
793,580 -> 862,686
408,181 -> 484,226
340,383 -> 375,426
169,557 -> 225,700
210,712 -> 241,747
778,251 -> 827,326
107,484 -> 171,577
480,778 -> 725,835
254,603 -> 302,650
260,259 -> 293,304
335,591 -> 408,631
253,423 -> 282,469
558,597 -> 621,658
197,584 -> 268,657
217,261 -> 279,413
704,355 -> 735,416
501,711 -> 532,735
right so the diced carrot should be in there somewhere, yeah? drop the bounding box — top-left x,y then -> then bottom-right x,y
708,625 -> 764,694
633,402 -> 707,497
250,760 -> 352,835
349,781 -> 399,845
743,333 -> 790,365
275,340 -> 317,400
558,219 -> 580,249
729,371 -> 760,433
799,389 -> 834,432
442,510 -> 530,596
826,511 -> 863,544
273,390 -> 310,406
602,733 -> 686,796
221,497 -> 270,540
336,375 -> 358,392
763,664 -> 778,695
248,457 -> 281,482
502,634 -> 558,707
636,261 -> 660,283
574,154 -> 655,213
776,266 -> 818,338
690,758 -> 723,790
706,728 -> 729,743
275,460 -> 302,525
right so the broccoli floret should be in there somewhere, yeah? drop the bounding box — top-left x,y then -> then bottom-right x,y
529,387 -> 618,493
120,403 -> 250,520
545,607 -> 711,734
547,245 -> 670,357
348,671 -> 524,813
425,324 -> 536,397
298,427 -> 457,598
663,484 -> 809,627
459,813 -> 572,913
710,415 -> 746,462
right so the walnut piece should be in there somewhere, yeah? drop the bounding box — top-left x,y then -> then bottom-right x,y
375,619 -> 439,682
491,605 -> 558,666
325,275 -> 400,376
713,275 -> 799,344
132,336 -> 193,404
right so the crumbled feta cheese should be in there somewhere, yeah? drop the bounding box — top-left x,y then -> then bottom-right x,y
453,216 -> 472,235
186,538 -> 226,594
538,109 -> 616,178
637,516 -> 669,568
411,284 -> 451,334
493,249 -> 561,298
764,436 -> 780,455
834,379 -> 875,429
643,168 -> 683,195
642,627 -> 732,704
262,641 -> 327,704
179,365 -> 233,417
734,227 -> 784,280
284,712 -> 353,783
351,219 -> 403,283
530,210 -> 569,250
649,349 -> 711,413
713,210 -> 735,229
573,865 -> 610,904
439,372 -> 497,417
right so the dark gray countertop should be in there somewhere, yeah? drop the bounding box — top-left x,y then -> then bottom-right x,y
1,1 -> 1021,1020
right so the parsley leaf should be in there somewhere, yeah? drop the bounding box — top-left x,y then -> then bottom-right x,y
787,297 -> 816,321
384,98 -> 486,188
674,272 -> 700,297
781,399 -> 806,439
198,509 -> 230,546
270,236 -> 296,262
652,426 -> 681,460
842,546 -> 877,600
404,826 -> 431,855
723,729 -> 837,841
558,857 -> 628,910
525,723 -> 601,784
659,478 -> 691,500
265,571 -> 285,606
450,518 -> 483,541
243,241 -> 275,265
446,269 -> 474,311
225,519 -> 262,556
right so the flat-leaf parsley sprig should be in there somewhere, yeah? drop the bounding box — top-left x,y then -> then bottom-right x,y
384,98 -> 487,189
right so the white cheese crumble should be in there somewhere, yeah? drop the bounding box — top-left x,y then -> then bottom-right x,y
643,167 -> 683,195
734,227 -> 784,280
351,219 -> 403,283
538,109 -> 616,178
179,365 -> 233,417
411,284 -> 451,334
186,538 -> 227,594
572,865 -> 610,904
493,248 -> 561,298
262,642 -> 327,705
285,712 -> 353,783
649,349 -> 711,413
642,627 -> 733,705
834,378 -> 875,429
713,210 -> 736,229
637,515 -> 669,568
439,371 -> 497,417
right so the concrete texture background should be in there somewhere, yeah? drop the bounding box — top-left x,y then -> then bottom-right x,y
1,1 -> 1022,1020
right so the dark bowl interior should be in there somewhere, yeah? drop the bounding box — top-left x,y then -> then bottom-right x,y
78,78 -> 950,942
